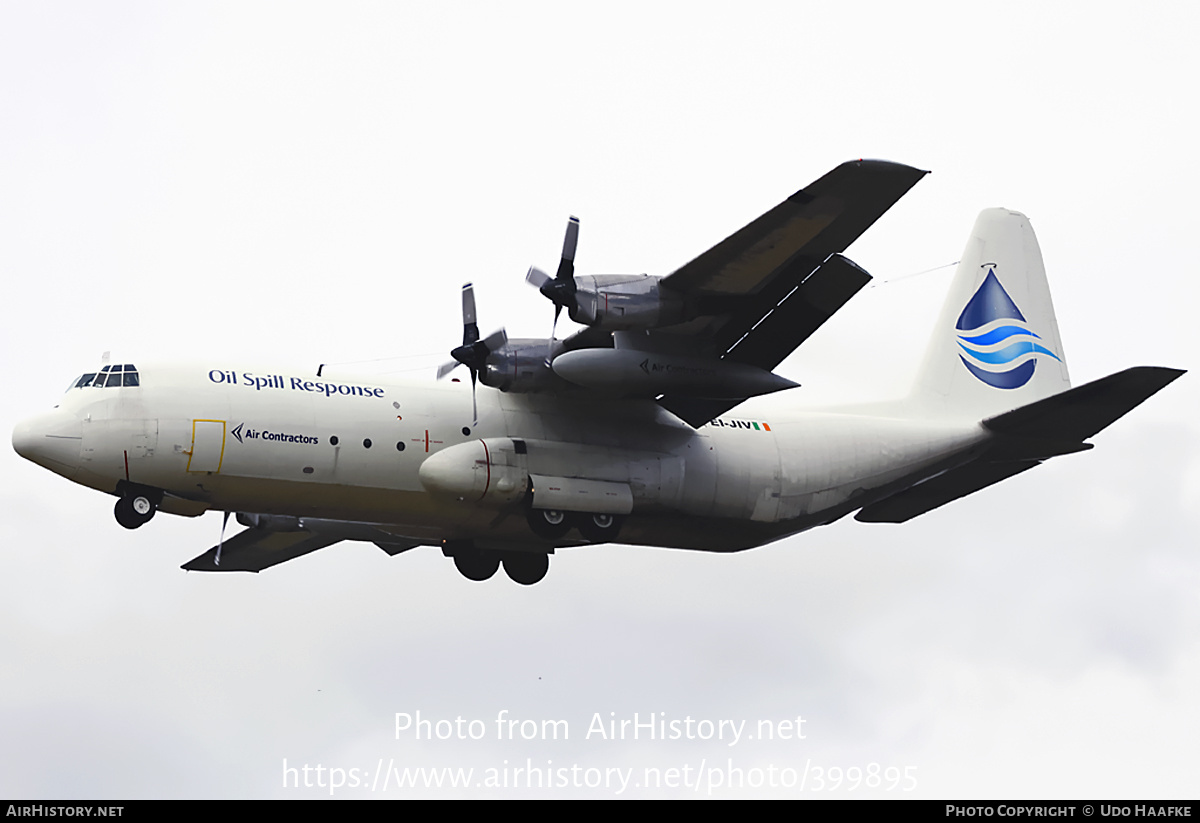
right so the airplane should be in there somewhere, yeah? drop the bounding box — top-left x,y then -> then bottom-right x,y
11,160 -> 1184,585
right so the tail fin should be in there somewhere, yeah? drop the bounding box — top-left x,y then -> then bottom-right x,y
913,208 -> 1071,418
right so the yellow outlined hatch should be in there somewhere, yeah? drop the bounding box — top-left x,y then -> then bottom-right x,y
187,420 -> 226,473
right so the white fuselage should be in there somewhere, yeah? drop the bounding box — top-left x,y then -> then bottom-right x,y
16,363 -> 989,553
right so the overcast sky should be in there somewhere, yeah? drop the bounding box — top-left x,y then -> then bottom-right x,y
2,2 -> 1197,798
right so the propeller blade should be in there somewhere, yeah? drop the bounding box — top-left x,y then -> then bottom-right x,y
546,305 -> 562,365
443,284 -> 505,421
528,216 -> 582,345
482,328 -> 507,352
470,369 -> 478,426
461,283 -> 479,345
557,216 -> 579,280
525,266 -> 552,290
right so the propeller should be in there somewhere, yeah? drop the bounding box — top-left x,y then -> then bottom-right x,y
438,283 -> 506,424
525,215 -> 580,362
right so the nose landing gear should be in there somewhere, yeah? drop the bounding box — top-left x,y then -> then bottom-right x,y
113,484 -> 160,529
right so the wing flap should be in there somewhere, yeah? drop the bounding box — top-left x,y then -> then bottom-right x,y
723,253 -> 873,370
656,254 -> 873,426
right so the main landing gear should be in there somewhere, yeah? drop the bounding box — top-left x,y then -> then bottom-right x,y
502,552 -> 549,586
453,549 -> 500,582
113,484 -> 160,530
444,503 -> 626,585
445,542 -> 550,586
526,506 -> 624,544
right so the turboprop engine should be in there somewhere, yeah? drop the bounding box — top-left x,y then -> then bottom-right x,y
480,339 -> 560,393
566,274 -> 686,330
526,217 -> 692,335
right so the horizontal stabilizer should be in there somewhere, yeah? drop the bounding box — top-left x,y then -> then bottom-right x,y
855,460 -> 1041,523
182,528 -> 341,573
856,366 -> 1184,523
983,366 -> 1185,442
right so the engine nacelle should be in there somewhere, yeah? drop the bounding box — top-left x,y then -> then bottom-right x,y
420,438 -> 685,513
418,438 -> 530,506
569,275 -> 686,330
481,339 -> 559,393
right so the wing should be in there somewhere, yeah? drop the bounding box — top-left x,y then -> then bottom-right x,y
181,528 -> 343,572
652,159 -> 928,425
661,159 -> 927,337
182,517 -> 426,572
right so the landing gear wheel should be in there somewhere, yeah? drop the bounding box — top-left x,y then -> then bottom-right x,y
577,512 -> 622,543
114,495 -> 155,530
131,495 -> 153,518
527,506 -> 571,540
454,551 -> 500,582
502,552 -> 550,585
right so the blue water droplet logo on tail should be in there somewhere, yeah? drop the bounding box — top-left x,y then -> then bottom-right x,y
956,268 -> 1060,389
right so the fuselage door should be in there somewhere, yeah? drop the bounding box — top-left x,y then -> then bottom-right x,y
188,420 -> 226,473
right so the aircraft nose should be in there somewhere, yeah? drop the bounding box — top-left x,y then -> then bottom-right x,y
13,409 -> 83,479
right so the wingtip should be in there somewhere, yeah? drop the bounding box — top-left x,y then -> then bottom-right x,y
788,159 -> 929,202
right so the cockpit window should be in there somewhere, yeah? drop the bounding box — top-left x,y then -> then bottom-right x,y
67,364 -> 140,391
91,366 -> 112,387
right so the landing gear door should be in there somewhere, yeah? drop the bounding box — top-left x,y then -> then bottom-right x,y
188,420 -> 226,473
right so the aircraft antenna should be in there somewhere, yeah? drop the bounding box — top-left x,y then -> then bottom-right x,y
870,260 -> 960,287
